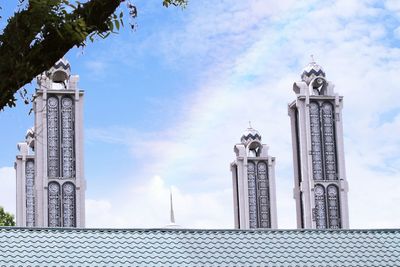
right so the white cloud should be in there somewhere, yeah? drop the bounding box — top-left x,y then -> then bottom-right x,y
0,167 -> 16,216
86,175 -> 233,228
85,199 -> 129,228
4,0 -> 399,230
111,1 -> 400,230
385,0 -> 400,13
85,0 -> 400,229
394,26 -> 400,40
84,60 -> 107,77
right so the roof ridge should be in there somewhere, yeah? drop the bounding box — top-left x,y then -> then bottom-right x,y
1,227 -> 400,233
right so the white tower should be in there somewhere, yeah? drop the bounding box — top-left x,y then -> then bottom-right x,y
288,59 -> 349,229
231,125 -> 277,229
15,58 -> 85,227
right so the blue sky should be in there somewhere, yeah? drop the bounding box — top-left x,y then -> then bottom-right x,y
0,0 -> 400,228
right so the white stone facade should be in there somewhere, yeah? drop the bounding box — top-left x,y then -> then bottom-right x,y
231,127 -> 278,229
288,61 -> 349,229
15,59 -> 85,227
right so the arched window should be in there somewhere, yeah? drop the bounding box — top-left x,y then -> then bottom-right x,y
321,102 -> 337,180
327,184 -> 340,229
25,160 -> 35,227
62,182 -> 76,227
257,162 -> 270,228
247,161 -> 257,228
247,160 -> 270,228
61,96 -> 75,178
47,95 -> 76,179
309,102 -> 323,180
47,96 -> 60,177
247,141 -> 262,157
314,184 -> 327,229
48,182 -> 61,227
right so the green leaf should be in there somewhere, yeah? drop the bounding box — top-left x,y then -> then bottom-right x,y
115,19 -> 120,31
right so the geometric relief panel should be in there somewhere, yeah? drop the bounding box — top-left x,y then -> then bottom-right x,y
256,161 -> 270,228
62,182 -> 76,227
61,97 -> 75,178
47,96 -> 60,178
321,102 -> 337,180
309,102 -> 323,181
314,184 -> 327,229
327,184 -> 340,229
25,160 -> 35,227
48,182 -> 61,227
247,161 -> 257,229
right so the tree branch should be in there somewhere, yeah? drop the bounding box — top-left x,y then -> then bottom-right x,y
0,0 -> 122,110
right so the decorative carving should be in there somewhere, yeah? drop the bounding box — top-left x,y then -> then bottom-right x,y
247,161 -> 257,228
48,182 -> 61,227
62,182 -> 76,227
46,94 -> 77,227
327,184 -> 340,229
257,161 -> 270,228
309,102 -> 323,180
247,161 -> 271,228
309,101 -> 341,229
314,185 -> 327,229
47,96 -> 60,177
25,160 -> 35,227
61,97 -> 75,178
322,102 -> 337,180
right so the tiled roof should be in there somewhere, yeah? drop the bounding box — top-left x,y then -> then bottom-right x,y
1,227 -> 400,266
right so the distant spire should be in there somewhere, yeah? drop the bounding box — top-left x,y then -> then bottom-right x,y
170,189 -> 175,224
310,54 -> 315,63
248,120 -> 252,128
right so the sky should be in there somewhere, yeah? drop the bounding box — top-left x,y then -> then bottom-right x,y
0,0 -> 400,229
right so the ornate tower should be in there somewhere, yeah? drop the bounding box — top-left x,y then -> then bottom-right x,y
288,59 -> 349,229
15,58 -> 85,227
231,125 -> 277,229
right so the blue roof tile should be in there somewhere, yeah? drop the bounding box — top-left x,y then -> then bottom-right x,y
0,228 -> 399,266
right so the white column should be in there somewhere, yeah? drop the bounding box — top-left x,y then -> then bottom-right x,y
269,157 -> 278,229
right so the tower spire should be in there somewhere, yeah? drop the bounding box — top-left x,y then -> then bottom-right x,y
170,188 -> 175,224
165,188 -> 180,228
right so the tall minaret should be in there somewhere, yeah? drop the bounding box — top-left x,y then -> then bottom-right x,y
288,58 -> 349,229
15,58 -> 85,227
231,124 -> 277,229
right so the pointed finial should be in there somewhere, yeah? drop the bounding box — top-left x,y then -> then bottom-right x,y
170,188 -> 175,224
248,121 -> 252,128
310,54 -> 315,63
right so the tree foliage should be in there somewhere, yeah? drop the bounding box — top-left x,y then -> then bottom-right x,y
0,0 -> 187,110
0,206 -> 15,226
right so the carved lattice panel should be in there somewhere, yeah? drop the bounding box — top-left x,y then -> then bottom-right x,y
321,102 -> 337,180
25,160 -> 35,227
48,182 -> 61,227
247,161 -> 257,228
257,161 -> 270,228
309,102 -> 323,180
327,184 -> 340,229
47,96 -> 60,177
314,184 -> 327,229
61,97 -> 75,178
62,182 -> 76,227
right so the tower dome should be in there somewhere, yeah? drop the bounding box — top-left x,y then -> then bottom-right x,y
48,58 -> 71,83
301,56 -> 326,85
240,123 -> 262,144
